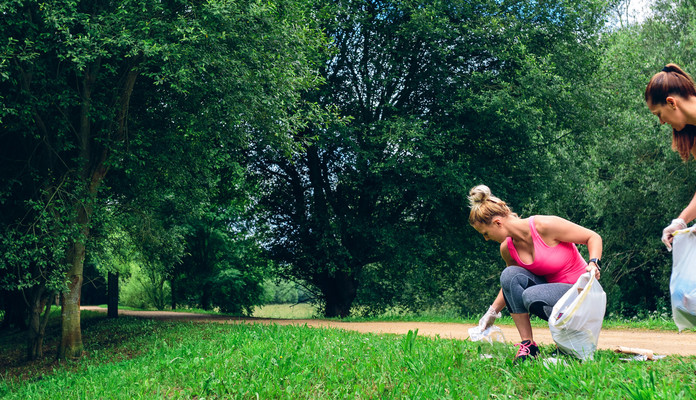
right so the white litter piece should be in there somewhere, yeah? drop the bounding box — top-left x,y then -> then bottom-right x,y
468,325 -> 506,344
614,346 -> 665,361
619,354 -> 667,362
542,357 -> 569,366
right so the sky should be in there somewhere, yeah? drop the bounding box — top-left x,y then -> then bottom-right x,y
626,0 -> 653,24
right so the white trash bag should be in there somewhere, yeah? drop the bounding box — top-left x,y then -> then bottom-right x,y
548,272 -> 606,361
671,227 -> 696,332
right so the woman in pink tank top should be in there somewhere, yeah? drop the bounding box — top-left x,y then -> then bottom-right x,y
468,184 -> 603,363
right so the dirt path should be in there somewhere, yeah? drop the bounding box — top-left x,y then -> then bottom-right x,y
81,306 -> 696,357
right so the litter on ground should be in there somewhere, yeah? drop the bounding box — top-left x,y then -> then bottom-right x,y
614,346 -> 666,361
468,325 -> 506,344
542,357 -> 569,366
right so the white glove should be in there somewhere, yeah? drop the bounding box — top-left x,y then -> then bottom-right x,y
478,305 -> 501,330
662,218 -> 687,251
586,264 -> 600,280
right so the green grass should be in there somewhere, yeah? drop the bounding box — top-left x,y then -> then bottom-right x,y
93,303 -> 689,331
340,307 -> 688,331
253,303 -> 317,319
110,304 -> 237,315
602,309 -> 686,331
87,303 -> 320,319
2,311 -> 696,399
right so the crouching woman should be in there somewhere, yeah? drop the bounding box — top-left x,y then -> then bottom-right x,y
468,185 -> 602,362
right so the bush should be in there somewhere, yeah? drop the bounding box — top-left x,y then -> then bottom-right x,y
120,264 -> 171,310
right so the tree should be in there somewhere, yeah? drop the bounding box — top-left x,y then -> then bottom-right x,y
251,0 -> 609,317
171,203 -> 272,315
0,0 -> 326,358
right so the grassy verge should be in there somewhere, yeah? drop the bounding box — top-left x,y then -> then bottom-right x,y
338,307 -> 684,331
90,303 -> 687,331
2,311 -> 696,399
253,303 -> 317,319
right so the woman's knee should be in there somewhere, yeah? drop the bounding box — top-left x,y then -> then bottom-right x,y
500,267 -> 533,314
522,288 -> 556,320
500,266 -> 528,287
521,290 -> 538,311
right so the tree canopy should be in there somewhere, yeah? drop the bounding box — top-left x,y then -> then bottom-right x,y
250,0 -> 609,316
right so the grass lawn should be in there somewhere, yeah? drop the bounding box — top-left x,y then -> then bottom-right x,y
253,303 -> 317,319
90,303 -> 685,331
1,308 -> 696,399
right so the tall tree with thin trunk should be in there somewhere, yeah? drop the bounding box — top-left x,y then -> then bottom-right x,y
0,0 -> 326,358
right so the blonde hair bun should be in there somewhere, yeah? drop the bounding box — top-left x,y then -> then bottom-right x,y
468,184 -> 492,207
468,184 -> 513,225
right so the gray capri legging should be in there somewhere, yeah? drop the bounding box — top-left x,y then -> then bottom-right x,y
500,266 -> 572,321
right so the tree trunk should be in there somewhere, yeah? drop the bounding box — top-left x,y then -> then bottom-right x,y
27,287 -> 54,360
58,179 -> 92,359
170,278 -> 177,310
55,61 -> 137,359
320,271 -> 357,318
155,276 -> 167,310
107,272 -> 118,318
59,239 -> 85,359
201,282 -> 211,310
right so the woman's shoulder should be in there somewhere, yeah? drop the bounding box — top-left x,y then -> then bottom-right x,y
499,238 -> 514,265
531,215 -> 565,233
500,238 -> 509,252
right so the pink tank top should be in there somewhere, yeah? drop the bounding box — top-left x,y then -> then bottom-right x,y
506,216 -> 587,284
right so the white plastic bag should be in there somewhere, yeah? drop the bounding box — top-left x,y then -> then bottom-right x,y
468,325 -> 506,344
670,227 -> 696,332
548,272 -> 606,360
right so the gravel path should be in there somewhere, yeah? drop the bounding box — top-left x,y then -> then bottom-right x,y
81,306 -> 696,357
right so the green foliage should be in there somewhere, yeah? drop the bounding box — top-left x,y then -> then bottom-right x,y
119,263 -> 171,311
0,187 -> 78,294
1,0 -> 328,355
169,202 -> 273,315
207,266 -> 264,315
253,0 -> 610,317
538,0 -> 696,317
262,279 -> 312,304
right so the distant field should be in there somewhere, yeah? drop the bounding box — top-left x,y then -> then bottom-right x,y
252,303 -> 317,319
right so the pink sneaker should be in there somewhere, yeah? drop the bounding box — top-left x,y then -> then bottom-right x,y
514,340 -> 539,363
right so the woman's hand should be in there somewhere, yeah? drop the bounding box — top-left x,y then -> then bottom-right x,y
662,218 -> 687,251
586,263 -> 600,280
478,305 -> 501,330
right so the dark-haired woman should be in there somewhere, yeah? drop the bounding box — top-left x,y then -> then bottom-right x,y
645,63 -> 696,249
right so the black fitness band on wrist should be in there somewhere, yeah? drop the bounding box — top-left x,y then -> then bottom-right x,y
589,258 -> 601,270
